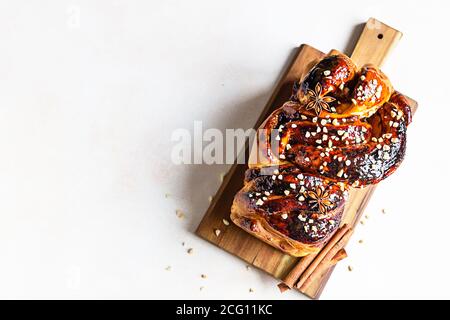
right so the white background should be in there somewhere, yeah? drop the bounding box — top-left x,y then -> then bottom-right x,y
0,0 -> 448,299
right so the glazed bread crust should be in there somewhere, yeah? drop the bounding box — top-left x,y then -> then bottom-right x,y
231,52 -> 412,257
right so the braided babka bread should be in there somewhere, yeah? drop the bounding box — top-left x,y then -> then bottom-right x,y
231,52 -> 412,257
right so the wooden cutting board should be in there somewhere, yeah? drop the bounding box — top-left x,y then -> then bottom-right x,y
195,18 -> 417,299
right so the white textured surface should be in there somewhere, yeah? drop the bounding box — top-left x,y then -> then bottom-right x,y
0,0 -> 448,299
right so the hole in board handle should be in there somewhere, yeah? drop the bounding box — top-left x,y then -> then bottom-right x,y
377,33 -> 384,39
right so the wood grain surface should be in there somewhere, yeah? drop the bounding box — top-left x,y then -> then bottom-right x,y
195,18 -> 417,299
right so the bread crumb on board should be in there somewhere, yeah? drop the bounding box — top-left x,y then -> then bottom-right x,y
187,248 -> 194,255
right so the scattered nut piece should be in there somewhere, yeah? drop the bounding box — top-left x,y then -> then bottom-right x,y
365,214 -> 370,219
201,274 -> 207,279
214,229 -> 221,237
208,196 -> 213,202
222,219 -> 230,226
348,265 -> 353,272
176,209 -> 185,219
200,286 -> 205,291
249,288 -> 254,293
358,240 -> 364,244
165,266 -> 171,271
246,265 -> 250,271
187,248 -> 194,255
181,242 -> 185,246
382,208 -> 387,214
219,173 -> 225,182
360,220 -> 365,225
164,193 -> 170,198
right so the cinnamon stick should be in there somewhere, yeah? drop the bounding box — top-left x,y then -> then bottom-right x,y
277,252 -> 317,292
277,224 -> 350,293
298,248 -> 348,292
295,224 -> 351,289
299,228 -> 353,291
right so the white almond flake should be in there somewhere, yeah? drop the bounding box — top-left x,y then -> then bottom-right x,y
301,115 -> 307,120
286,144 -> 292,150
275,135 -> 280,141
298,196 -> 305,202
284,190 -> 290,196
272,175 -> 276,180
214,229 -> 221,237
290,183 -> 296,189
291,123 -> 297,128
305,131 -> 311,138
223,219 -> 230,226
337,169 -> 344,177
316,139 -> 322,144
323,70 -> 331,76
345,160 -> 351,166
281,213 -> 288,220
279,154 -> 286,159
323,134 -> 328,141
256,199 -> 264,206
312,117 -> 318,123
297,174 -> 304,180
321,119 -> 327,126
278,174 -> 283,180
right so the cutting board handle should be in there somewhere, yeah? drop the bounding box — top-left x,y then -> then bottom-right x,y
350,18 -> 402,68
